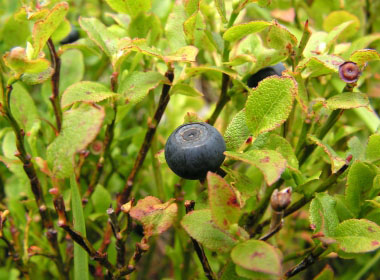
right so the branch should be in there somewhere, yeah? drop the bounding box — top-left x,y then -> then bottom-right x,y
117,68 -> 174,209
47,38 -> 63,132
1,81 -> 65,275
82,72 -> 119,203
207,73 -> 230,125
255,157 -> 352,234
107,207 -> 125,268
284,245 -> 325,278
113,237 -> 149,279
297,81 -> 357,166
51,190 -> 115,274
184,200 -> 216,280
243,179 -> 284,236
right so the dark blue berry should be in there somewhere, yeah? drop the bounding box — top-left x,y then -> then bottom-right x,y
60,26 -> 80,45
247,63 -> 286,88
165,122 -> 226,180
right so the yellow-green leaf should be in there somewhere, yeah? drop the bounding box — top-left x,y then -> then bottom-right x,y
245,76 -> 296,136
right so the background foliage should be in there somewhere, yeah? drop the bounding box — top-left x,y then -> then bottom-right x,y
0,0 -> 380,279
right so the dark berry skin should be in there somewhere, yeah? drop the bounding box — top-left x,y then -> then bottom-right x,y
165,122 -> 226,180
60,26 -> 80,45
247,63 -> 286,88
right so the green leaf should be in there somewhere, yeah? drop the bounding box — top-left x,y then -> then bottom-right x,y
323,11 -> 360,40
286,71 -> 308,113
334,219 -> 380,253
224,110 -> 250,151
252,133 -> 299,170
47,104 -> 105,179
3,47 -> 50,74
225,150 -> 287,186
308,135 -> 346,173
165,3 -> 187,51
223,21 -> 271,42
91,184 -> 112,213
118,71 -> 165,104
309,193 -> 339,237
345,161 -> 376,217
313,265 -> 334,280
105,0 -> 151,16
51,18 -> 71,42
130,196 -> 177,237
79,17 -> 118,58
207,172 -> 241,230
214,0 -> 227,23
70,174 -> 89,280
170,83 -> 203,97
61,81 -> 117,108
163,46 -> 199,63
220,262 -> 249,280
10,83 -> 40,133
184,11 -> 205,45
2,14 -> 31,52
60,50 -> 85,92
266,21 -> 297,57
185,66 -> 237,79
21,67 -> 54,85
366,134 -> 380,162
245,76 -> 296,137
349,49 -> 380,67
325,21 -> 353,50
231,240 -> 282,276
225,169 -> 258,202
181,209 -> 238,253
325,92 -> 369,110
300,55 -> 345,77
32,2 -> 69,57
224,54 -> 256,66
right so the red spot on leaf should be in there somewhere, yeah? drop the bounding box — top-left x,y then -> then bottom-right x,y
368,226 -> 375,233
260,156 -> 270,163
371,240 -> 379,246
250,251 -> 265,259
227,196 -> 239,207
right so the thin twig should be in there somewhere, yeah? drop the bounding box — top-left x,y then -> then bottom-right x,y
107,207 -> 125,268
207,73 -> 230,125
113,237 -> 149,279
284,245 -> 325,278
47,38 -> 63,132
117,69 -> 174,209
51,191 -> 116,273
243,179 -> 283,236
83,72 -> 119,203
184,201 -> 216,280
1,81 -> 65,276
255,157 -> 352,234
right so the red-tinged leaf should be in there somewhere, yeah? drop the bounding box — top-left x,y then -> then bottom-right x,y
225,150 -> 286,186
334,219 -> 380,253
231,240 -> 282,276
46,104 -> 105,179
130,196 -> 178,237
32,2 -> 69,57
181,209 -> 238,253
308,135 -> 346,173
207,172 -> 241,230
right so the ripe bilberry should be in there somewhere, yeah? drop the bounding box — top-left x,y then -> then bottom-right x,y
165,122 -> 226,180
247,63 -> 286,88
